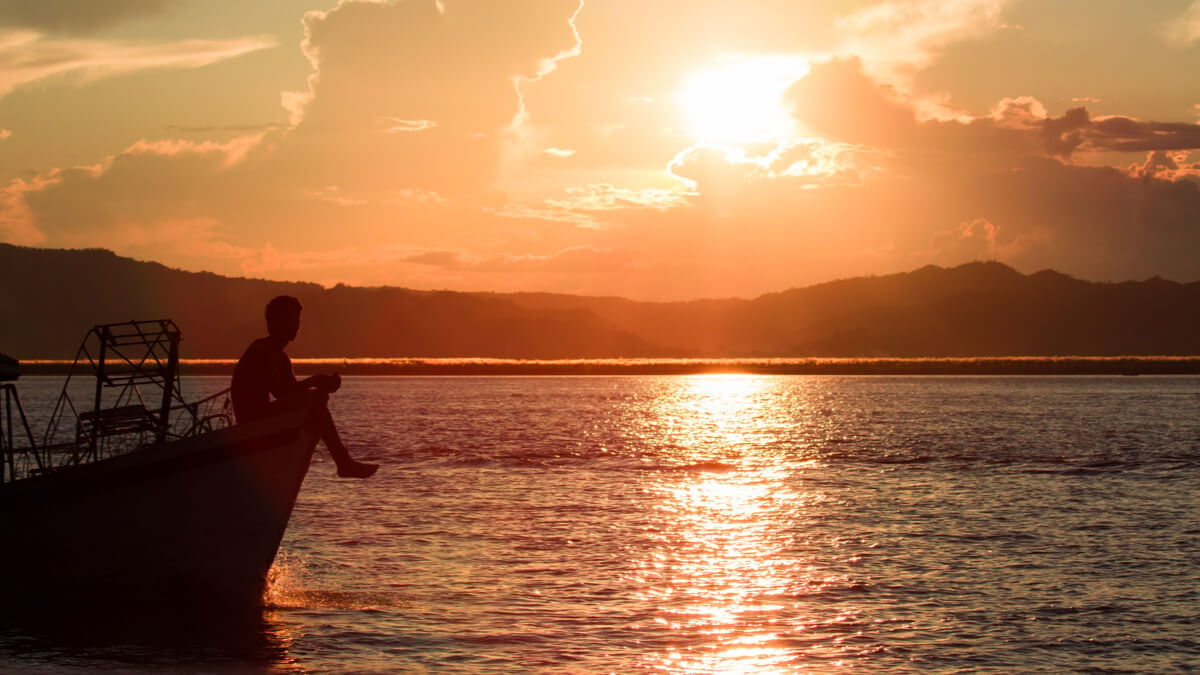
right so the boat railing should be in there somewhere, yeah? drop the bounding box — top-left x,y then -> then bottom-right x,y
2,320 -> 236,483
1,383 -> 38,484
166,387 -> 235,439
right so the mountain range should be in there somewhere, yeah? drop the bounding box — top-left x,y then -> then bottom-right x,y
2,243 -> 1198,359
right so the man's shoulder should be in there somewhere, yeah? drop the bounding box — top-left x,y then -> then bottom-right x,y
239,337 -> 288,363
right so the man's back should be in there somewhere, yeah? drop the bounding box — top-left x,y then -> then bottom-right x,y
231,337 -> 292,423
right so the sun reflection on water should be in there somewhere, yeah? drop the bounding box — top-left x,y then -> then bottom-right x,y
634,375 -> 810,673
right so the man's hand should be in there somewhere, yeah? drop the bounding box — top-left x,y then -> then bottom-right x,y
311,373 -> 342,393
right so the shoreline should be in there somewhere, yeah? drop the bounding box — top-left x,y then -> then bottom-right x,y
14,356 -> 1200,377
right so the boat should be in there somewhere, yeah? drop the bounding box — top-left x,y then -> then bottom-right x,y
0,320 -> 318,607
0,353 -> 17,382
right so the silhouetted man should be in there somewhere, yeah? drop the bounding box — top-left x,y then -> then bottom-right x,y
232,295 -> 378,478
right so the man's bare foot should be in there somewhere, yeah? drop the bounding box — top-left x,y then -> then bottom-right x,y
336,459 -> 378,478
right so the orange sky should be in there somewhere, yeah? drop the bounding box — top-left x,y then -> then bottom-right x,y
2,0 -> 1200,300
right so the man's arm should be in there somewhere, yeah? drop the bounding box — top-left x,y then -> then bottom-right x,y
268,353 -> 341,400
298,373 -> 341,393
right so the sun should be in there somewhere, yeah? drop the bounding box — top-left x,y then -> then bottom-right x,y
679,55 -> 810,145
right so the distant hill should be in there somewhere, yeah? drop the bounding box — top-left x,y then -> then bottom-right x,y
2,244 -> 1199,358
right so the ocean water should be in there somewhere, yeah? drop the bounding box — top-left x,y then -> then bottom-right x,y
2,374 -> 1198,673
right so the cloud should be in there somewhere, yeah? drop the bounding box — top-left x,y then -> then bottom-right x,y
403,249 -> 466,268
1166,0 -> 1200,47
16,137 -> 252,246
546,184 -> 688,212
0,175 -> 49,245
1129,150 -> 1200,181
0,0 -> 168,34
380,118 -> 438,133
496,183 -> 690,230
926,217 -> 999,260
273,0 -> 585,198
385,245 -> 644,295
1088,114 -> 1200,153
784,57 -> 1040,161
1132,150 -> 1183,179
1041,107 -> 1089,158
651,54 -> 1200,293
669,140 -> 867,195
165,123 -> 282,134
784,58 -> 1200,164
1043,108 -> 1200,158
8,0 -> 1200,301
835,0 -> 1013,72
0,30 -> 276,99
1,0 -> 594,282
785,57 -> 919,147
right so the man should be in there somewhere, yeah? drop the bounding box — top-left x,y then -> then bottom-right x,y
231,295 -> 378,478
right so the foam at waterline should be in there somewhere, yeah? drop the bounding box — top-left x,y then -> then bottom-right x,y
266,551 -> 410,611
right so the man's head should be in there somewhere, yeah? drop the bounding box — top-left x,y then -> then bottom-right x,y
265,295 -> 302,341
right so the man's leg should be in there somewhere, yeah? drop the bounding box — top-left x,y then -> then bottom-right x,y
306,394 -> 378,478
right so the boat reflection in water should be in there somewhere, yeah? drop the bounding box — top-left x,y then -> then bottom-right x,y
633,375 -> 856,673
0,601 -> 303,672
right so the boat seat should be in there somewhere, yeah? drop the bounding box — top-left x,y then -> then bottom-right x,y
78,405 -> 157,439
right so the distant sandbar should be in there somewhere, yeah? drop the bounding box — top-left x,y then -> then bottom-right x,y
17,356 -> 1200,376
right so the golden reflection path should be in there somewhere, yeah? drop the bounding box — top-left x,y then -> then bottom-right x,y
632,375 -> 838,673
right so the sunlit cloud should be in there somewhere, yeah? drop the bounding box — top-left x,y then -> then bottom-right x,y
1165,0 -> 1200,47
380,118 -> 438,133
13,134 -> 258,247
277,0 -> 585,199
835,0 -> 1014,71
498,184 -> 691,229
546,184 -> 690,212
0,175 -> 50,246
668,141 -> 859,189
0,30 -> 276,99
1129,150 -> 1200,181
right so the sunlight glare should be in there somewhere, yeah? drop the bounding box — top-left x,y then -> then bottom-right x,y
679,56 -> 810,144
634,374 -> 810,672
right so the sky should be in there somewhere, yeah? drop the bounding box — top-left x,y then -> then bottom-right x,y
2,0 -> 1200,300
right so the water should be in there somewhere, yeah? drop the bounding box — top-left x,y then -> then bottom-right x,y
2,375 -> 1198,673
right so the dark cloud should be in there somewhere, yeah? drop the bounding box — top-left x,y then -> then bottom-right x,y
1041,107 -> 1089,158
0,0 -> 168,34
403,250 -> 466,268
787,58 -> 1200,167
1042,108 -> 1200,158
1089,115 -> 1200,153
786,57 -> 1038,157
784,57 -> 919,147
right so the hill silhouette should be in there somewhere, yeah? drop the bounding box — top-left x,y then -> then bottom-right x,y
2,244 -> 1199,359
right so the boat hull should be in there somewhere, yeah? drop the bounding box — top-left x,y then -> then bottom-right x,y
0,405 -> 317,608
